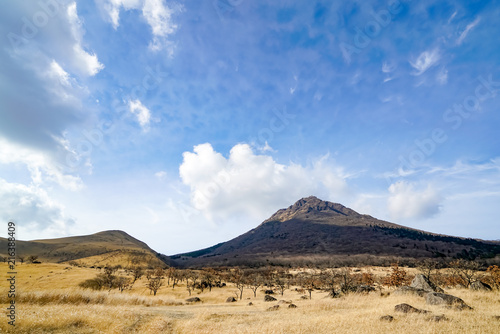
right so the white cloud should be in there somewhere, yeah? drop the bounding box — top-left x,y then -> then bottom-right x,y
0,178 -> 75,236
101,0 -> 179,53
456,17 -> 481,45
388,181 -> 442,220
382,61 -> 396,73
179,143 -> 350,222
155,171 -> 167,180
436,67 -> 448,85
0,138 -> 84,191
409,49 -> 440,76
129,99 -> 151,130
67,2 -> 104,76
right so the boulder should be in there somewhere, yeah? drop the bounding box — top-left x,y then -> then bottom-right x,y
394,303 -> 429,314
264,295 -> 277,302
186,297 -> 201,303
300,295 -> 309,300
277,300 -> 292,305
288,304 -> 297,308
425,292 -> 472,310
267,305 -> 280,311
264,289 -> 274,295
226,297 -> 237,303
470,281 -> 492,291
248,302 -> 253,306
393,286 -> 427,297
380,315 -> 394,322
410,274 -> 444,293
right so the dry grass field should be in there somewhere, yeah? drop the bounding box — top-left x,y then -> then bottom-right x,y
1,263 -> 499,333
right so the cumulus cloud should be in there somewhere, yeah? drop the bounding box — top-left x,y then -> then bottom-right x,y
179,143 -> 350,222
67,2 -> 104,76
101,0 -> 179,52
388,181 -> 442,220
0,1 -> 103,184
0,138 -> 83,191
0,179 -> 75,236
456,17 -> 481,45
409,49 -> 440,76
129,99 -> 151,130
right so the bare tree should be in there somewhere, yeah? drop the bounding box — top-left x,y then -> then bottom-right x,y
131,267 -> 144,284
230,268 -> 245,300
185,270 -> 198,296
320,269 -> 339,298
274,268 -> 290,296
115,276 -> 132,292
146,276 -> 164,296
245,270 -> 262,298
27,255 -> 39,263
450,259 -> 480,288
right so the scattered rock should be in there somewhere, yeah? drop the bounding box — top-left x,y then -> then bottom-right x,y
267,305 -> 280,311
470,281 -> 492,291
264,295 -> 277,302
410,274 -> 444,293
186,297 -> 201,303
393,286 -> 427,297
356,285 -> 376,293
288,304 -> 297,308
425,292 -> 472,310
278,300 -> 292,305
226,297 -> 237,303
394,303 -> 429,314
380,315 -> 394,322
264,289 -> 274,295
427,314 -> 449,322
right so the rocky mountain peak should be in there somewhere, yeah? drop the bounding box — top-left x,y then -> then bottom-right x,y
264,196 -> 361,223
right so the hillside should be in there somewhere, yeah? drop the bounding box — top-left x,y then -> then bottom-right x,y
171,196 -> 500,267
0,230 -> 169,268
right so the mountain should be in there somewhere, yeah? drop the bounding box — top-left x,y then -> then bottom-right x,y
0,230 -> 170,267
171,196 -> 500,268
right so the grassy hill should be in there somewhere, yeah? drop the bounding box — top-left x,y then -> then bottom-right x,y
0,230 -> 168,268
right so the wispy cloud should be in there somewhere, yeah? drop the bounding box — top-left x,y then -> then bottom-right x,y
436,67 -> 448,85
129,99 -> 151,131
410,49 -> 440,75
456,17 -> 481,45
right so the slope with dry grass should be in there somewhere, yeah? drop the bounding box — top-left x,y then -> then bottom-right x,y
1,263 -> 500,333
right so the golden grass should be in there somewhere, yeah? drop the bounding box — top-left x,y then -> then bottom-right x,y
1,263 -> 499,333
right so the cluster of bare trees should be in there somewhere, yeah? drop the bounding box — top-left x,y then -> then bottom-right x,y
78,259 -> 500,297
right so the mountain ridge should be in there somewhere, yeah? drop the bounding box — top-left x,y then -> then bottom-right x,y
171,196 -> 500,267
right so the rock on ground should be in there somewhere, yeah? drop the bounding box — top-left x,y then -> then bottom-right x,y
264,295 -> 277,302
394,303 -> 429,314
410,274 -> 444,293
425,292 -> 472,310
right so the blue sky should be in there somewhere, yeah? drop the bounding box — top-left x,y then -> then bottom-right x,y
1,0 -> 500,254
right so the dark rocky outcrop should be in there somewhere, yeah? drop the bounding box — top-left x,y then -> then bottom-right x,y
470,281 -> 492,291
186,297 -> 201,303
425,292 -> 472,310
264,295 -> 277,302
394,303 -> 429,314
